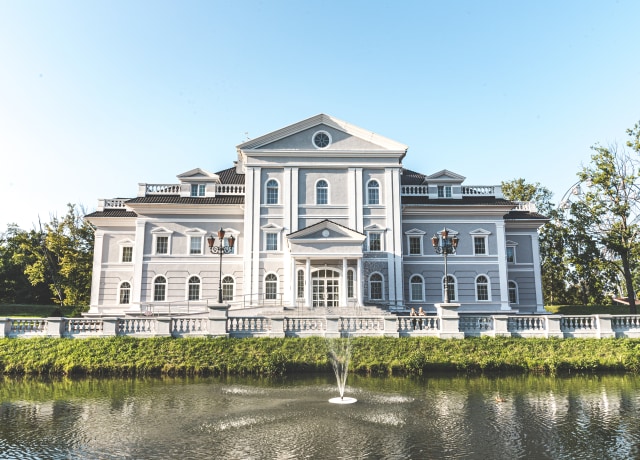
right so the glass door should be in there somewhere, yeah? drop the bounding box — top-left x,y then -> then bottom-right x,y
312,269 -> 340,308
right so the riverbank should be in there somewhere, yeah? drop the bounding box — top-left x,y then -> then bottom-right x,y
1,336 -> 639,377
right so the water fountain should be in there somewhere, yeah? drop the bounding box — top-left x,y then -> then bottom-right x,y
327,335 -> 357,404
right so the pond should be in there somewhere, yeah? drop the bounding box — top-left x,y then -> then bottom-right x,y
1,373 -> 639,459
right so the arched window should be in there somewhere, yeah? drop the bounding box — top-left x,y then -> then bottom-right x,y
347,269 -> 355,299
119,281 -> 131,304
508,281 -> 519,304
443,275 -> 456,302
266,179 -> 279,205
367,180 -> 380,205
154,276 -> 167,302
297,269 -> 305,299
316,179 -> 329,205
222,276 -> 234,301
476,275 -> 489,301
369,273 -> 383,300
410,275 -> 424,301
265,273 -> 278,300
188,275 -> 201,301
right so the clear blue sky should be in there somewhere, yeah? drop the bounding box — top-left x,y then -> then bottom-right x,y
1,1 -> 639,231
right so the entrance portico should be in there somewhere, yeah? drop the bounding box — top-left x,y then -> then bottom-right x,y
287,220 -> 365,309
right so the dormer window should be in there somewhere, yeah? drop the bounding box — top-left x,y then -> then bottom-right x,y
437,185 -> 452,198
190,184 -> 205,197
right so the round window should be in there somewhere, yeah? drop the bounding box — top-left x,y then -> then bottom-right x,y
312,131 -> 331,149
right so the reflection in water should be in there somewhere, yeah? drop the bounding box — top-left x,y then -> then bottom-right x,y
0,374 -> 639,459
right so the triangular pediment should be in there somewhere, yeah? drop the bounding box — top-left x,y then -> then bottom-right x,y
425,169 -> 466,183
470,228 -> 492,235
236,114 -> 408,152
177,168 -> 219,182
287,219 -> 365,242
405,228 -> 426,235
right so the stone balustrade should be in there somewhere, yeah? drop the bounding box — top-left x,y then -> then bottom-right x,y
2,313 -> 640,339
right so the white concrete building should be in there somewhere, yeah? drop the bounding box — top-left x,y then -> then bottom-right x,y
85,114 -> 547,316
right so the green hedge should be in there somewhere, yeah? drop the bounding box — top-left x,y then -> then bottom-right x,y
1,336 -> 639,377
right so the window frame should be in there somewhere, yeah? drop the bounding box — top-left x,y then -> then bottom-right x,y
506,245 -> 517,263
508,280 -> 519,304
408,235 -> 422,255
264,273 -> 278,300
473,235 -> 488,256
190,183 -> 205,197
265,232 -> 279,251
222,275 -> 234,301
119,281 -> 131,304
369,273 -> 384,301
475,275 -> 490,301
367,179 -> 380,205
367,232 -> 383,252
409,274 -> 425,302
315,179 -> 329,205
121,246 -> 133,263
187,275 -> 201,301
153,275 -> 167,302
265,179 -> 279,205
347,269 -> 355,299
437,185 -> 452,198
442,275 -> 457,302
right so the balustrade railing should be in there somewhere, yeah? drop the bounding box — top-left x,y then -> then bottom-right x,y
4,313 -> 640,339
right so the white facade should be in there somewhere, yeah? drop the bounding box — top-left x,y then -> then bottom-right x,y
85,114 -> 547,316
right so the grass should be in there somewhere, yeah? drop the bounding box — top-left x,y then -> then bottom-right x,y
0,304 -> 62,317
544,304 -> 633,315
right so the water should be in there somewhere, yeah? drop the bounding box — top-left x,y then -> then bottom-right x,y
1,374 -> 640,459
327,337 -> 357,403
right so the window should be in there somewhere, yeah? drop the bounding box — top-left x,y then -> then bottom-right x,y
190,184 -> 205,197
473,236 -> 487,255
156,236 -> 169,255
313,130 -> 331,149
188,276 -> 201,301
154,276 -> 167,302
265,273 -> 278,300
189,236 -> 203,255
367,180 -> 380,205
368,232 -> 382,252
437,185 -> 452,198
509,281 -> 518,304
410,275 -> 424,301
347,269 -> 355,299
222,276 -> 234,301
506,246 -> 516,263
408,236 -> 422,255
443,275 -> 456,302
119,282 -> 131,304
297,270 -> 305,299
316,179 -> 328,205
476,275 -> 490,301
266,233 -> 279,251
266,179 -> 279,205
369,273 -> 383,300
223,236 -> 236,254
121,246 -> 133,263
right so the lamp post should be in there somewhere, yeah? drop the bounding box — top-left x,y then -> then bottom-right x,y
432,228 -> 459,304
207,228 -> 235,304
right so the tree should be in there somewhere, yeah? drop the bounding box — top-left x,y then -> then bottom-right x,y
574,124 -> 640,313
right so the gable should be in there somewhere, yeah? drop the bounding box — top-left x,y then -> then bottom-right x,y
425,169 -> 466,183
177,168 -> 219,182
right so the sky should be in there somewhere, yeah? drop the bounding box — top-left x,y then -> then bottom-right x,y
1,0 -> 639,231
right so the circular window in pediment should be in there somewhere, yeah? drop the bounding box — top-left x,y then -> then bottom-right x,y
312,130 -> 331,149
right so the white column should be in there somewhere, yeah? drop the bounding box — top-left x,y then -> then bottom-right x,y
495,221 -> 511,310
531,232 -> 545,313
130,219 -> 147,313
354,168 -> 363,233
251,168 -> 262,303
305,258 -> 311,308
357,257 -> 363,306
341,258 -> 348,307
282,167 -> 292,305
88,229 -> 104,314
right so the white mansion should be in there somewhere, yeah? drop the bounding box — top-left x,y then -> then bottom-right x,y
85,114 -> 547,317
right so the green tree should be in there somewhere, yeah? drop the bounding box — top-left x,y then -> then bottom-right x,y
574,124 -> 640,313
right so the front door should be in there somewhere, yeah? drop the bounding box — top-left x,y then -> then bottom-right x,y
312,269 -> 340,308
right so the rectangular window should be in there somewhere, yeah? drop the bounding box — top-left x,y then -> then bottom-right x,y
368,233 -> 382,252
190,184 -> 205,197
297,270 -> 305,299
266,233 -> 278,251
122,246 -> 133,263
190,236 -> 202,255
437,185 -> 452,198
154,284 -> 166,302
188,284 -> 200,301
156,236 -> 168,255
408,236 -> 421,255
506,246 -> 516,263
473,236 -> 487,255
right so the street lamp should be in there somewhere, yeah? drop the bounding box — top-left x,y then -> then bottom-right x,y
432,228 -> 459,304
207,227 -> 236,303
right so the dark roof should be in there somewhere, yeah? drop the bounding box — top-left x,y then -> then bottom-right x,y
401,168 -> 426,185
216,166 -> 245,184
401,196 -> 514,206
503,210 -> 548,220
125,196 -> 245,205
84,210 -> 138,218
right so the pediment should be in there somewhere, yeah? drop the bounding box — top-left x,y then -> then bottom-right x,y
470,228 -> 492,235
405,228 -> 426,235
425,169 -> 466,183
237,114 -> 408,152
177,168 -> 219,182
287,219 -> 365,242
